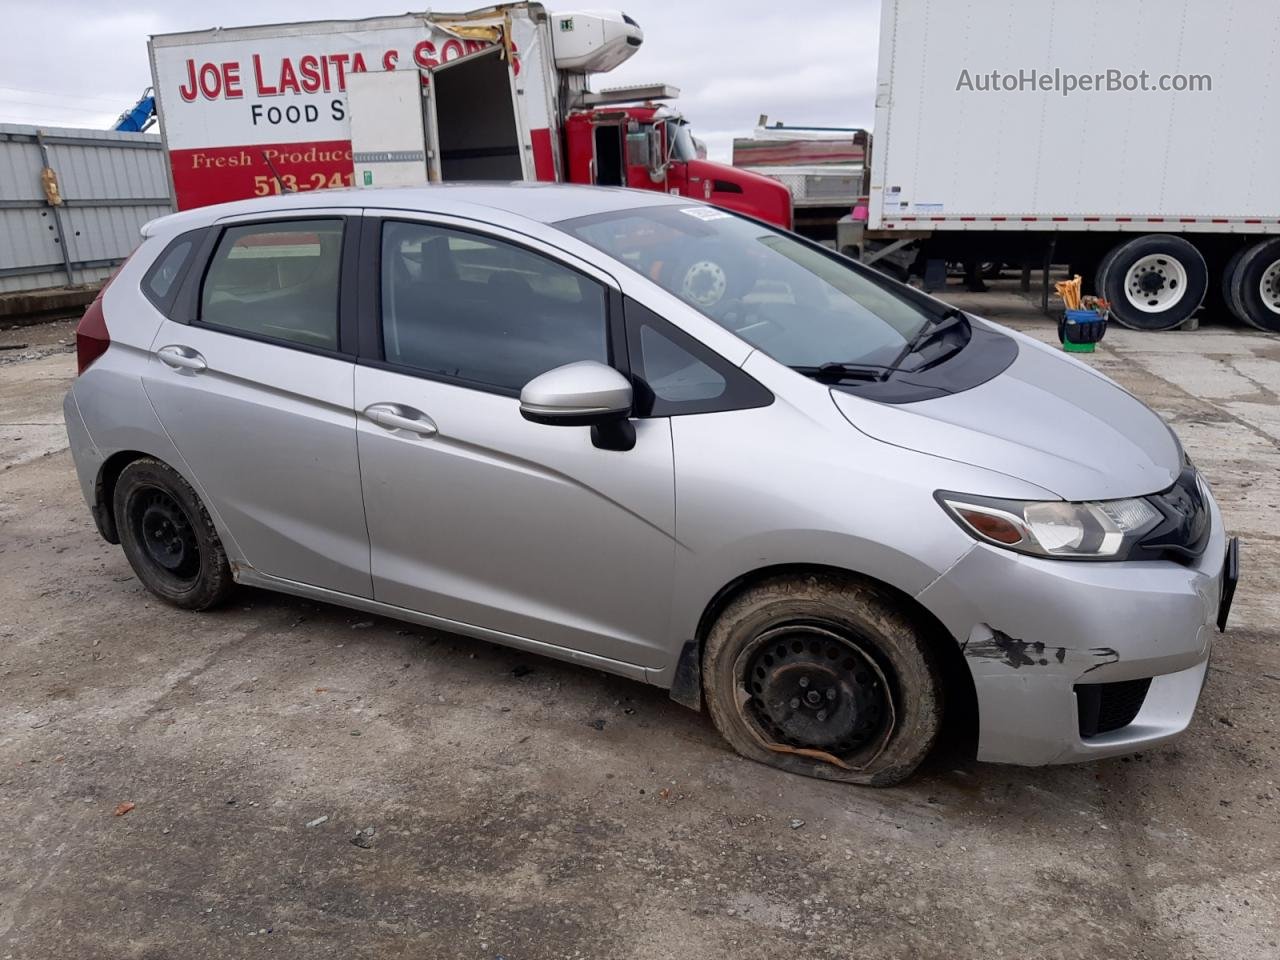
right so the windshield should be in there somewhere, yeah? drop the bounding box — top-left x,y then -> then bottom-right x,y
669,121 -> 699,162
557,205 -> 938,369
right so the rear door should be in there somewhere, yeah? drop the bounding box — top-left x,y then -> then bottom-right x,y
142,212 -> 372,598
352,212 -> 674,671
426,46 -> 529,181
347,70 -> 430,189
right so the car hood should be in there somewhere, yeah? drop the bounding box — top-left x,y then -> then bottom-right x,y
830,333 -> 1181,501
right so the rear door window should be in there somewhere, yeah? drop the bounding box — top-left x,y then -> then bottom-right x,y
200,219 -> 344,350
380,220 -> 608,393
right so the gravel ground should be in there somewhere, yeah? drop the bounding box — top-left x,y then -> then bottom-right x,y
1,283 -> 1278,959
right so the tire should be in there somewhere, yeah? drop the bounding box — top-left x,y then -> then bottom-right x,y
113,457 -> 233,610
1226,238 -> 1280,334
1221,246 -> 1250,325
702,573 -> 944,787
1096,235 -> 1208,331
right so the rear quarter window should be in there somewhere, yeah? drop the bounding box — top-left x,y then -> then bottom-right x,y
141,233 -> 200,313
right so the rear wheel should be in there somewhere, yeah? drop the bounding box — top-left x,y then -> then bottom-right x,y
1096,235 -> 1208,330
1226,238 -> 1280,333
113,458 -> 232,610
702,573 -> 944,787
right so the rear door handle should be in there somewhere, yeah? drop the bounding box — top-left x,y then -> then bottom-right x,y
157,344 -> 207,372
363,403 -> 438,438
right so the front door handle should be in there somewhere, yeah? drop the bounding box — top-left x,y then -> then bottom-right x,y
157,344 -> 207,372
363,403 -> 438,438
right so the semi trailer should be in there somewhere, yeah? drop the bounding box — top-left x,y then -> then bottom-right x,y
838,0 -> 1280,332
147,4 -> 791,227
732,118 -> 869,243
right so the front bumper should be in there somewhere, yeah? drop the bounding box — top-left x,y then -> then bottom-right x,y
918,493 -> 1232,765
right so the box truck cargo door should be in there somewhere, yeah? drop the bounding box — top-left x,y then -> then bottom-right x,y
426,45 -> 529,182
348,71 -> 430,189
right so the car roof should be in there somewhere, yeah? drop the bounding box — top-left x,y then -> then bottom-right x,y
142,182 -> 691,239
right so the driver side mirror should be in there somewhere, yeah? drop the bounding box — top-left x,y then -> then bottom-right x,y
519,361 -> 636,450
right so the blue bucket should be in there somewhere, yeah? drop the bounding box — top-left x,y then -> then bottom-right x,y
1059,308 -> 1107,349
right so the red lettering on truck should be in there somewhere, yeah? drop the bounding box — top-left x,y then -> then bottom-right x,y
253,54 -> 278,96
329,53 -> 350,89
224,62 -> 243,98
298,55 -> 322,93
278,58 -> 300,95
413,40 -> 438,70
179,59 -> 243,101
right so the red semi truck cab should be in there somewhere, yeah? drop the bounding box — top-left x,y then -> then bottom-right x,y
564,103 -> 792,229
149,5 -> 792,230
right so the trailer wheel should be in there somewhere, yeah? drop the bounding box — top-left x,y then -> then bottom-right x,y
1096,235 -> 1207,330
1221,246 -> 1250,324
1226,239 -> 1280,334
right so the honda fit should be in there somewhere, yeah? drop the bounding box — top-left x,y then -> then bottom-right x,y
63,184 -> 1238,786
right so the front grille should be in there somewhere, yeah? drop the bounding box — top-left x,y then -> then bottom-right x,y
1076,678 -> 1152,738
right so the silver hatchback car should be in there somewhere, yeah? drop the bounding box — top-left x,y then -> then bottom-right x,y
64,184 -> 1237,786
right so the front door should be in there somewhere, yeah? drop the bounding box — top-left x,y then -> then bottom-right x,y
143,215 -> 371,598
354,215 -> 675,668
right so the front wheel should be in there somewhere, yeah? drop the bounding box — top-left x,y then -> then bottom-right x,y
113,458 -> 233,610
1096,235 -> 1208,331
702,573 -> 944,787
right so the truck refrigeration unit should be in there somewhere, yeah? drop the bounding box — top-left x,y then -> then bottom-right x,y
838,0 -> 1280,333
147,4 -> 791,228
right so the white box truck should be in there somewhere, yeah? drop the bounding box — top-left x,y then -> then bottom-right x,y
146,4 -> 791,226
840,0 -> 1280,332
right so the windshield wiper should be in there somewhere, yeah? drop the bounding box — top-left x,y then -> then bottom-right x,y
791,308 -> 969,386
881,307 -> 969,378
791,361 -> 894,383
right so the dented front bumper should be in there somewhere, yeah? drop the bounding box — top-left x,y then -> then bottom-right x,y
918,494 -> 1229,765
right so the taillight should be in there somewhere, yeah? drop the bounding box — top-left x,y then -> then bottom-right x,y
75,254 -> 131,375
76,293 -> 110,375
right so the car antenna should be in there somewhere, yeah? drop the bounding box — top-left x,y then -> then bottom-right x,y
261,151 -> 293,193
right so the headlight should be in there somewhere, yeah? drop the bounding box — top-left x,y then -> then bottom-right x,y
936,492 -> 1162,559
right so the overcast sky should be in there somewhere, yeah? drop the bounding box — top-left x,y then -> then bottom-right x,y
0,0 -> 880,159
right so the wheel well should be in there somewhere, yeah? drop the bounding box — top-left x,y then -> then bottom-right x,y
690,563 -> 978,759
94,450 -> 153,544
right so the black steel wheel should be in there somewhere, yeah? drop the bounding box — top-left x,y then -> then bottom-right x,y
738,623 -> 894,766
113,457 -> 232,610
132,487 -> 201,583
703,573 -> 944,787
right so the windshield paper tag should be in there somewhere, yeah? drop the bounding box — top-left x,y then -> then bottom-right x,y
680,207 -> 731,221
